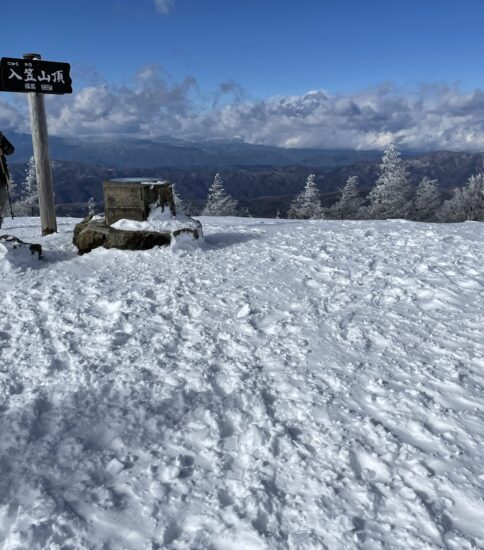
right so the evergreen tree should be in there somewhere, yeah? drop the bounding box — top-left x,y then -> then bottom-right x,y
237,204 -> 251,217
369,142 -> 411,219
331,175 -> 364,219
461,173 -> 484,220
202,173 -> 239,216
287,174 -> 324,219
87,197 -> 96,216
172,184 -> 185,214
356,205 -> 372,220
414,177 -> 441,221
275,210 -> 281,219
438,173 -> 484,222
19,156 -> 38,216
437,190 -> 464,222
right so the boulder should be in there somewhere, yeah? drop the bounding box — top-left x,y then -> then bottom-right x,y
73,216 -> 108,254
106,227 -> 171,250
73,214 -> 201,255
0,234 -> 42,258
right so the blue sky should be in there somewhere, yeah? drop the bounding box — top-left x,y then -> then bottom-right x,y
3,0 -> 484,95
2,0 -> 484,150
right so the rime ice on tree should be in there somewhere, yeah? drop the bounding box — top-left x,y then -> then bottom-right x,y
369,142 -> 411,220
287,174 -> 324,219
438,173 -> 484,222
172,184 -> 185,214
202,173 -> 239,216
332,175 -> 364,219
19,156 -> 38,216
460,173 -> 484,220
87,197 -> 96,216
414,177 -> 441,221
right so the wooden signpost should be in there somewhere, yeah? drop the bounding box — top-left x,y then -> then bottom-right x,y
0,54 -> 72,235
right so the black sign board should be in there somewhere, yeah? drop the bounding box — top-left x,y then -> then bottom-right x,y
0,57 -> 72,94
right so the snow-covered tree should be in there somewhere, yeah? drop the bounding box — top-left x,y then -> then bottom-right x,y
414,177 -> 441,221
87,197 -> 96,216
172,184 -> 185,214
369,142 -> 412,219
202,173 -> 239,216
438,173 -> 484,222
437,190 -> 464,222
287,174 -> 324,219
331,175 -> 364,219
17,156 -> 38,216
461,173 -> 484,220
275,210 -> 281,219
237,204 -> 251,217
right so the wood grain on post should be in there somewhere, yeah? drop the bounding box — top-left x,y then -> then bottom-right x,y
24,53 -> 57,235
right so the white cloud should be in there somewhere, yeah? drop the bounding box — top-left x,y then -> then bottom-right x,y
0,98 -> 25,131
154,0 -> 173,15
3,66 -> 484,152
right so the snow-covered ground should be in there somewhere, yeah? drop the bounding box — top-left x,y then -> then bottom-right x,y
0,216 -> 483,550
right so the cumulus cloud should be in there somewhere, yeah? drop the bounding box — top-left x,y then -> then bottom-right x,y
44,65 -> 197,136
0,98 -> 26,132
2,66 -> 484,152
154,0 -> 173,15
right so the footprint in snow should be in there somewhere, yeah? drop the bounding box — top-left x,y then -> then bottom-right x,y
455,278 -> 482,290
226,468 -> 244,481
290,530 -> 311,545
236,303 -> 251,318
223,436 -> 238,453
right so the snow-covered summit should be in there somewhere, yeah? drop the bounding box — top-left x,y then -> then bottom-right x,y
0,216 -> 483,549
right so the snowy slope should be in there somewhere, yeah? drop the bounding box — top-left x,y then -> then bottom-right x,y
0,216 -> 483,550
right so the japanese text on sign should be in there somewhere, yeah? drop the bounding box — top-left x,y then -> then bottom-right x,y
0,58 -> 72,95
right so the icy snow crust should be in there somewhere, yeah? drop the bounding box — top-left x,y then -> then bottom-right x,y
0,217 -> 483,549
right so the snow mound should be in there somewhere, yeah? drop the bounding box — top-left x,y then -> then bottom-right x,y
0,242 -> 9,272
111,204 -> 201,235
0,239 -> 41,273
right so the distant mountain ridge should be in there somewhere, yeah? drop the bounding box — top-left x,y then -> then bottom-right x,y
8,132 -> 382,168
6,133 -> 484,218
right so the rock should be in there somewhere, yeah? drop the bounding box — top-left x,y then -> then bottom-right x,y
172,227 -> 201,239
73,216 -> 109,254
0,234 -> 42,258
106,227 -> 171,250
73,215 -> 200,254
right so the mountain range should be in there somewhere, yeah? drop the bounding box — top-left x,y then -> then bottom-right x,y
6,133 -> 484,217
8,132 -> 383,169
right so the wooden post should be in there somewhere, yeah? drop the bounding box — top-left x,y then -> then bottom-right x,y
24,53 -> 57,235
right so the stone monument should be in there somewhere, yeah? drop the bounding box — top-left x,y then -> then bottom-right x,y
73,179 -> 202,254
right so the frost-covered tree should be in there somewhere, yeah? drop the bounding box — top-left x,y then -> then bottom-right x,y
17,156 -> 38,216
172,184 -> 185,214
438,173 -> 484,222
414,177 -> 441,221
331,175 -> 364,219
369,142 -> 412,219
87,197 -> 96,216
202,173 -> 239,216
461,173 -> 484,220
287,174 -> 324,219
437,190 -> 464,222
356,204 -> 371,220
237,204 -> 251,217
